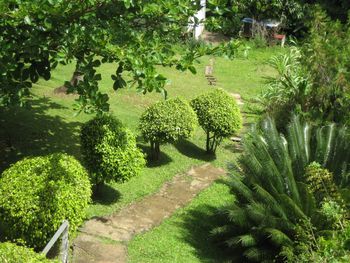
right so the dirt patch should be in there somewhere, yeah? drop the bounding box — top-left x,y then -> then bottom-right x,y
72,163 -> 226,263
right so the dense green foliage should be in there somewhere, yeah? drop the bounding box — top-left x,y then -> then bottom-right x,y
0,153 -> 91,249
212,116 -> 350,262
81,114 -> 145,186
283,200 -> 350,262
191,88 -> 242,153
0,242 -> 58,263
206,0 -> 306,36
258,47 -> 310,128
301,9 -> 350,124
0,0 -> 238,113
259,10 -> 350,126
140,97 -> 197,159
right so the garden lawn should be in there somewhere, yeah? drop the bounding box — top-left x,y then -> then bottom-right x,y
0,45 -> 282,219
128,181 -> 233,263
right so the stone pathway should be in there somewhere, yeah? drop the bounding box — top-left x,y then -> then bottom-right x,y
72,163 -> 226,263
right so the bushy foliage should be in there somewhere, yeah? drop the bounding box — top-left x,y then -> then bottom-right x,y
81,114 -> 145,186
301,9 -> 350,125
191,88 -> 242,153
139,97 -> 197,159
206,0 -> 307,36
304,162 -> 341,204
212,116 -> 350,262
283,200 -> 350,262
258,47 -> 310,129
0,154 -> 91,249
0,242 -> 59,263
0,0 -> 239,113
260,10 -> 350,127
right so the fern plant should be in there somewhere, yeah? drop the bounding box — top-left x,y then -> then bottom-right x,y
213,116 -> 350,262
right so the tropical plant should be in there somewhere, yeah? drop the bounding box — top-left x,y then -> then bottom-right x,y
0,153 -> 91,249
81,114 -> 145,187
0,242 -> 59,263
139,97 -> 197,160
212,116 -> 350,262
191,88 -> 242,154
258,46 -> 311,129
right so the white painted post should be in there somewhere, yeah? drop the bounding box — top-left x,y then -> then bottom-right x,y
42,220 -> 69,263
188,0 -> 206,39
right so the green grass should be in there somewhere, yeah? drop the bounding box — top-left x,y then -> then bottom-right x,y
0,45 -> 281,220
128,181 -> 233,263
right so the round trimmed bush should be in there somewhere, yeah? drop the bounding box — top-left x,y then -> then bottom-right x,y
191,88 -> 242,153
0,242 -> 58,263
81,114 -> 145,186
0,153 -> 91,249
139,97 -> 197,160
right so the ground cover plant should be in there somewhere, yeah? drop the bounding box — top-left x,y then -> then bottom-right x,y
81,114 -> 145,188
0,153 -> 91,249
140,97 -> 197,160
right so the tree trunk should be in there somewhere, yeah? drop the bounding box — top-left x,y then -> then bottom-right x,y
206,131 -> 211,153
150,141 -> 160,160
54,71 -> 83,94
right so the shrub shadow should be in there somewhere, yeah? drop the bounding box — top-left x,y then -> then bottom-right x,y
0,97 -> 82,173
137,143 -> 173,168
174,139 -> 216,161
92,184 -> 121,205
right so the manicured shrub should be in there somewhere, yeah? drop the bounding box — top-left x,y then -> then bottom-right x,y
212,116 -> 350,262
81,114 -> 145,186
191,88 -> 242,153
0,242 -> 59,263
139,97 -> 197,160
0,153 -> 91,250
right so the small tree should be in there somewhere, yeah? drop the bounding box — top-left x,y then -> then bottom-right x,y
139,97 -> 197,160
0,153 -> 91,249
191,88 -> 242,153
81,115 -> 145,189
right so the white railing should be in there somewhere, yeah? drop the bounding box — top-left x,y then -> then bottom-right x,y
42,220 -> 69,263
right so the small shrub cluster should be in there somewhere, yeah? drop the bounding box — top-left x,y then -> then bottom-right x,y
139,97 -> 197,159
0,153 -> 91,249
191,88 -> 242,153
0,242 -> 59,263
81,114 -> 145,186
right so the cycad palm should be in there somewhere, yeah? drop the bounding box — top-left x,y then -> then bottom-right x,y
213,116 -> 350,262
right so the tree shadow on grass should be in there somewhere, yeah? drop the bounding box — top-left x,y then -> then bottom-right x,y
0,97 -> 82,173
174,139 -> 216,162
92,183 -> 121,205
179,204 -> 233,262
137,143 -> 173,168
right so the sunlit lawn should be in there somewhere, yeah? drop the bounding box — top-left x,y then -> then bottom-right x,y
0,45 -> 281,220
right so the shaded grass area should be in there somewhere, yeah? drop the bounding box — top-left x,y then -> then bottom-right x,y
128,181 -> 233,263
0,45 -> 281,220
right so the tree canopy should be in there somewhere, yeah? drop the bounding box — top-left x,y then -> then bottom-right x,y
0,0 -> 238,114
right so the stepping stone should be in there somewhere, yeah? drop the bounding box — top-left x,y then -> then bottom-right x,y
230,136 -> 242,142
230,93 -> 244,105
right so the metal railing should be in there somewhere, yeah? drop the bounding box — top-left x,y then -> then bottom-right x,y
42,220 -> 69,263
